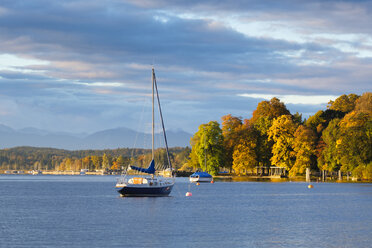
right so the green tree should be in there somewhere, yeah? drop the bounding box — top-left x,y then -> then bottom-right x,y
189,121 -> 224,175
173,147 -> 191,170
306,109 -> 345,135
154,148 -> 173,170
305,110 -> 326,133
253,116 -> 273,167
320,119 -> 341,172
268,115 -> 298,170
292,112 -> 303,125
188,142 -> 200,171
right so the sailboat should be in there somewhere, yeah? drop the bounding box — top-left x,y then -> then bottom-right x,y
115,68 -> 175,197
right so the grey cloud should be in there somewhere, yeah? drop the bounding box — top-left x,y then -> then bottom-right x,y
0,0 -> 371,135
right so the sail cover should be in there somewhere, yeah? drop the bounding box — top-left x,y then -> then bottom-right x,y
190,171 -> 212,178
130,159 -> 155,174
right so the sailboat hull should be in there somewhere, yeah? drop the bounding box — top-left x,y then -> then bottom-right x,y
117,184 -> 174,197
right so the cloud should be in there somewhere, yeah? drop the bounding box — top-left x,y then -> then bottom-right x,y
237,93 -> 338,105
0,0 -> 371,135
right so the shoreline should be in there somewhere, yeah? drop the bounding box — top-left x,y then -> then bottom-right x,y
1,170 -> 371,183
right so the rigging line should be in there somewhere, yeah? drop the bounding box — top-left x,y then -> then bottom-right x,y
152,67 -> 155,160
153,70 -> 173,171
131,91 -> 148,159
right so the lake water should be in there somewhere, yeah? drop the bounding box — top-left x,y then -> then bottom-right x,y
0,175 -> 371,248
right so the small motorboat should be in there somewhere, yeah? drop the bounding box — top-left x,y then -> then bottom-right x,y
189,171 -> 213,183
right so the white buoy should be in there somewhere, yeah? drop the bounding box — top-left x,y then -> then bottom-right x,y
186,192 -> 192,197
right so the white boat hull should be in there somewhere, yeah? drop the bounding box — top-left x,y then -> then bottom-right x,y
189,176 -> 213,183
116,175 -> 175,197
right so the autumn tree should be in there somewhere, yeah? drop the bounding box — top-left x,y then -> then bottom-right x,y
338,111 -> 371,177
102,153 -> 111,170
82,156 -> 91,171
268,115 -> 298,170
250,97 -> 290,123
221,114 -> 243,171
354,92 -> 372,115
232,125 -> 258,175
33,161 -> 41,170
116,155 -> 126,170
73,159 -> 82,171
91,155 -> 102,171
58,158 -> 72,171
111,161 -> 119,170
328,94 -> 359,113
291,125 -> 317,176
249,98 -> 290,168
58,161 -> 66,171
65,158 -> 72,171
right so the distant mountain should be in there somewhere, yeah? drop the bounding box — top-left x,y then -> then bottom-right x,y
0,124 -> 14,133
0,124 -> 191,150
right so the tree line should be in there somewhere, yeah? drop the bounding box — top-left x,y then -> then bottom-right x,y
186,92 -> 371,179
0,146 -> 190,172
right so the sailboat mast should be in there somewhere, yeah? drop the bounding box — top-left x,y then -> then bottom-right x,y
153,70 -> 173,171
152,67 -> 155,160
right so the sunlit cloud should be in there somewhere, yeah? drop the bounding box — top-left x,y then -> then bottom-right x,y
238,93 -> 338,105
76,82 -> 124,87
0,54 -> 50,71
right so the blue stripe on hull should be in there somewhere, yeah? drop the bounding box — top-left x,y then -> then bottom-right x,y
118,185 -> 173,197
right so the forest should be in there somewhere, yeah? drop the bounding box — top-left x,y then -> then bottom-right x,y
186,92 -> 371,180
0,92 -> 371,179
0,146 -> 190,173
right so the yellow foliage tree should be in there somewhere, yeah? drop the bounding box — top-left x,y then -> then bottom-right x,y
232,141 -> 257,175
111,161 -> 119,170
268,115 -> 298,170
221,114 -> 243,170
291,125 -> 317,176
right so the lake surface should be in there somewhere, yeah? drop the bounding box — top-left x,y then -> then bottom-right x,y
0,175 -> 371,248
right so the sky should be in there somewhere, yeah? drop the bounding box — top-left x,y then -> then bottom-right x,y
0,0 -> 371,134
